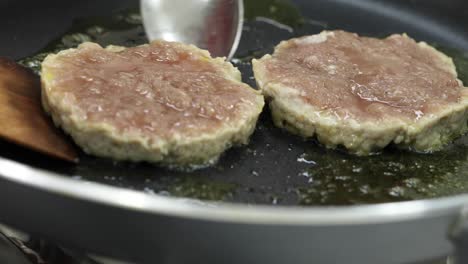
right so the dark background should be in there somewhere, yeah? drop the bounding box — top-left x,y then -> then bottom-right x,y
0,0 -> 467,59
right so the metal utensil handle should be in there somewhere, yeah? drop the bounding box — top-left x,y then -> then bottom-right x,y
450,206 -> 468,264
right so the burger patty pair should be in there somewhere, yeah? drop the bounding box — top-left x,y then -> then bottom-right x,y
41,30 -> 468,167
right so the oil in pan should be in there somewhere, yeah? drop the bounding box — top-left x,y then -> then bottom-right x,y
14,0 -> 468,206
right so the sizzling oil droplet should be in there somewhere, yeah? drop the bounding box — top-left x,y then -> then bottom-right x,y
251,170 -> 260,177
297,153 -> 317,165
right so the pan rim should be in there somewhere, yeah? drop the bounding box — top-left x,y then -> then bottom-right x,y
1,156 -> 467,226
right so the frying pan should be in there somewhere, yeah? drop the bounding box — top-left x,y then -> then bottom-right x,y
0,0 -> 468,263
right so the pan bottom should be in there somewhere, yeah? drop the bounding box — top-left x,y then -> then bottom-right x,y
7,0 -> 468,206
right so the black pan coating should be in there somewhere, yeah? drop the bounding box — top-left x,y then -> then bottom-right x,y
1,0 -> 468,206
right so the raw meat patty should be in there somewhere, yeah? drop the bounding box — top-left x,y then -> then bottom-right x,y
41,41 -> 264,167
252,30 -> 468,155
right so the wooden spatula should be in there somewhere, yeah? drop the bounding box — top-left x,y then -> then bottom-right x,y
0,57 -> 78,163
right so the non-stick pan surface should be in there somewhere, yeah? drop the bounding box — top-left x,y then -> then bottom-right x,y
1,0 -> 468,263
2,0 -> 468,206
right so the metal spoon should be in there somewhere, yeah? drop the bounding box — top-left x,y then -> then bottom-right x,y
140,0 -> 243,60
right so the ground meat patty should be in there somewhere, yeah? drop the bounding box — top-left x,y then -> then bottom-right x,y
41,41 -> 264,167
253,30 -> 468,155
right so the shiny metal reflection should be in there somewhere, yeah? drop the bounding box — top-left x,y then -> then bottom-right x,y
141,0 -> 243,60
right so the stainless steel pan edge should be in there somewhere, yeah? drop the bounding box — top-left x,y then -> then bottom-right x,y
0,156 -> 466,264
